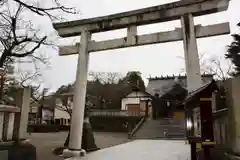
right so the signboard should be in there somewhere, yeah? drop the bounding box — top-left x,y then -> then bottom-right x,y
193,108 -> 201,137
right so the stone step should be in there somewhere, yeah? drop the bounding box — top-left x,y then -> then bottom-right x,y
133,119 -> 186,139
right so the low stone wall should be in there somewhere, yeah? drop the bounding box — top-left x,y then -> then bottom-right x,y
27,124 -> 60,133
0,141 -> 36,160
90,116 -> 142,132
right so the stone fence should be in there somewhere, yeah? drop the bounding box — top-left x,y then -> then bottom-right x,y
0,105 -> 20,141
0,88 -> 31,142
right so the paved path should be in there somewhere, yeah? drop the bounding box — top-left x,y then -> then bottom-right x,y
27,132 -> 130,160
67,140 -> 190,160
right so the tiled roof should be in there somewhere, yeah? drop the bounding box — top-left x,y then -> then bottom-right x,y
148,74 -> 213,81
184,79 -> 218,103
146,74 -> 213,97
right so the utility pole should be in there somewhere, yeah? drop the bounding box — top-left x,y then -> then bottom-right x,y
38,88 -> 48,124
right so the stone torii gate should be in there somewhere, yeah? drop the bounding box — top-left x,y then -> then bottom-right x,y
53,0 -> 230,158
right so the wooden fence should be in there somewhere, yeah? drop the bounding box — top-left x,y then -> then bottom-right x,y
213,108 -> 229,148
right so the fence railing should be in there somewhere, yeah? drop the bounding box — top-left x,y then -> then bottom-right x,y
89,110 -> 145,117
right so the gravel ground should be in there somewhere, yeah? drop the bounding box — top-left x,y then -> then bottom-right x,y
27,132 -> 130,160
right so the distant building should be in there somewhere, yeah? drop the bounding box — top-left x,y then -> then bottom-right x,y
147,74 -> 213,96
54,97 -> 72,126
146,74 -> 214,120
121,91 -> 152,116
54,92 -> 94,126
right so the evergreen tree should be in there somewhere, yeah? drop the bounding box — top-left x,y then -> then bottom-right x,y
225,22 -> 240,75
124,71 -> 146,92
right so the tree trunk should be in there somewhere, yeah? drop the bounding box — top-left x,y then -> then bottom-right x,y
0,51 -> 8,68
0,76 -> 5,101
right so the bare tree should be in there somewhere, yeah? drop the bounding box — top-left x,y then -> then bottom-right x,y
55,95 -> 72,117
54,92 -> 96,117
0,0 -> 76,20
0,0 -> 77,71
89,71 -> 122,84
177,53 -> 206,74
177,54 -> 233,81
203,55 -> 233,81
0,0 -> 77,102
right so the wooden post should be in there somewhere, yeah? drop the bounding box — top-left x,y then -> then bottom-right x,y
0,112 -> 4,140
200,98 -> 214,160
0,75 -> 4,101
191,142 -> 197,160
145,100 -> 149,118
203,146 -> 211,160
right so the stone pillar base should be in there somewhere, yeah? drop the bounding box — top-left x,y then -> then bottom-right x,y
63,148 -> 86,158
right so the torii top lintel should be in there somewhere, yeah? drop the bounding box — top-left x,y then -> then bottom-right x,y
53,0 -> 230,37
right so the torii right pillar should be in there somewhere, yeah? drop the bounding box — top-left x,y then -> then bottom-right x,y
181,13 -> 202,92
181,13 -> 202,160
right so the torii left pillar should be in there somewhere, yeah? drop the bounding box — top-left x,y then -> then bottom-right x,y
63,29 -> 91,158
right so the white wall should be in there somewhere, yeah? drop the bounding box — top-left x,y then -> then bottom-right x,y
54,98 -> 71,120
42,109 -> 53,121
121,91 -> 151,110
121,97 -> 140,110
54,107 -> 70,120
30,105 -> 38,113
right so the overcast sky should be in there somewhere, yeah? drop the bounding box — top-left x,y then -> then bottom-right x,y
34,0 -> 240,92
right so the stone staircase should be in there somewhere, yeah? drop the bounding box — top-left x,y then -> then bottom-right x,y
131,118 -> 186,140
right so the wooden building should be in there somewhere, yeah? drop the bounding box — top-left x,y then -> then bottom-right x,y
121,91 -> 152,116
147,74 -> 213,120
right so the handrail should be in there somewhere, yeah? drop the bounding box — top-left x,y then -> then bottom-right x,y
212,108 -> 228,114
128,117 -> 146,139
213,108 -> 228,119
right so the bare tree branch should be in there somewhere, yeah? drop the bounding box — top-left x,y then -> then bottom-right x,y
55,96 -> 72,117
11,36 -> 47,57
55,104 -> 72,117
0,0 -> 77,68
0,0 -> 77,104
12,0 -> 77,20
89,71 -> 122,84
177,54 -> 233,81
